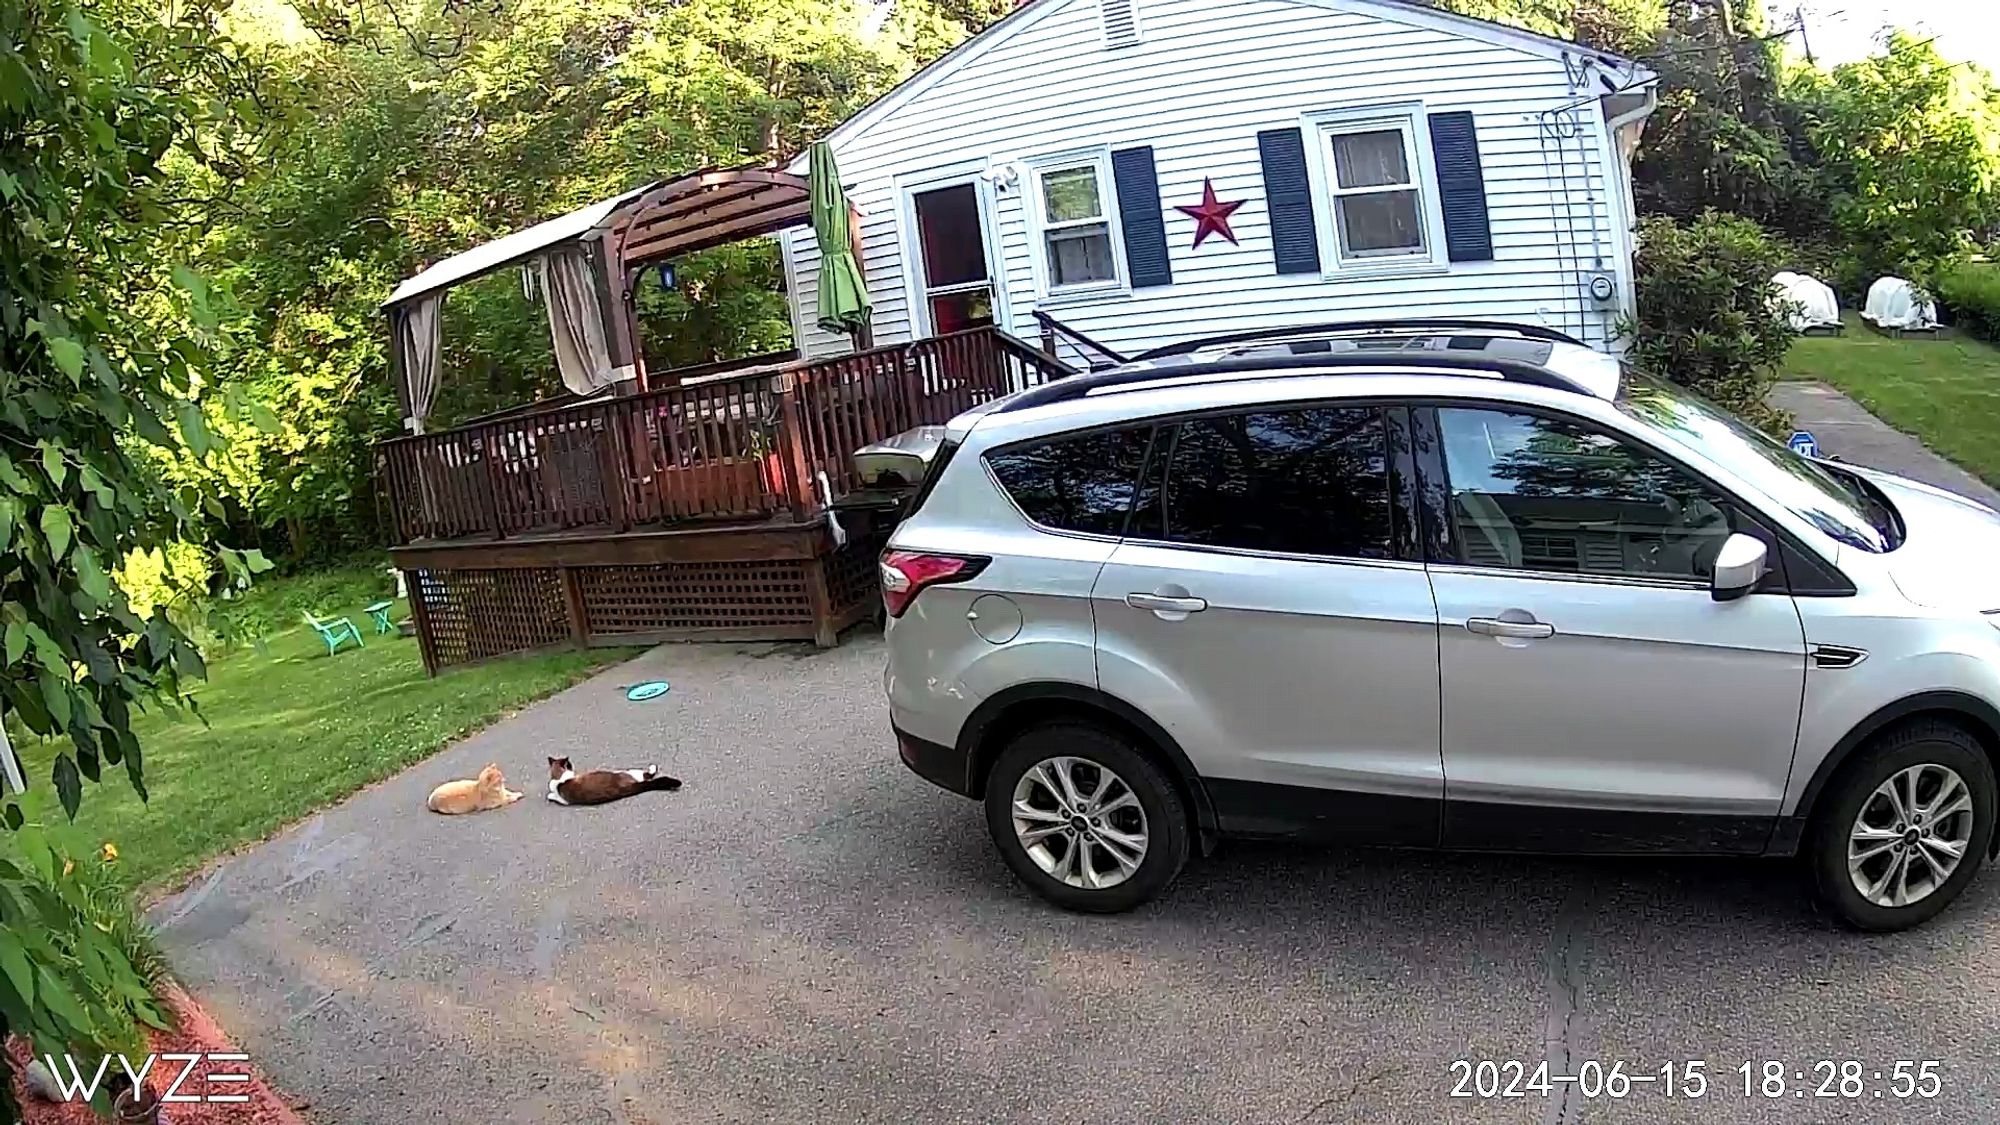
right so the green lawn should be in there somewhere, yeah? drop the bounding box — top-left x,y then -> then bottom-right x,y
1782,314 -> 2000,488
10,565 -> 634,890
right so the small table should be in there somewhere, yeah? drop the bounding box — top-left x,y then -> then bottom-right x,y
365,600 -> 396,634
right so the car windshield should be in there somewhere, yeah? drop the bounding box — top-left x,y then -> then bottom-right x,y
1615,372 -> 1899,553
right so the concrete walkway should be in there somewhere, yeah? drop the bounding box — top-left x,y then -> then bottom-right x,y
1770,380 -> 2000,509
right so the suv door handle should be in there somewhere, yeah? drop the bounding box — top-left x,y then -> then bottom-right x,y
1126,592 -> 1208,615
1465,616 -> 1555,639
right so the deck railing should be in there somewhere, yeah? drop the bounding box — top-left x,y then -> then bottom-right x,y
375,326 -> 1072,545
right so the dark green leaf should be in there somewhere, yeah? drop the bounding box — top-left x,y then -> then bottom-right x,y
124,738 -> 147,802
40,504 -> 73,559
2,804 -> 20,831
40,443 -> 67,489
46,336 -> 86,382
35,965 -> 90,1033
176,400 -> 212,457
52,755 -> 81,819
0,938 -> 32,1007
74,549 -> 111,605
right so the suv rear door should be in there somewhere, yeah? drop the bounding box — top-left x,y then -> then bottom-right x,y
1091,404 -> 1444,844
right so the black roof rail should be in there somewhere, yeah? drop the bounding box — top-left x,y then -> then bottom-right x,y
1131,318 -> 1585,360
994,351 -> 1591,414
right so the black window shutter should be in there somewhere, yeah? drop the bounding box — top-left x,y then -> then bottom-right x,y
1427,111 -> 1494,263
1111,146 -> 1173,288
1257,128 -> 1321,275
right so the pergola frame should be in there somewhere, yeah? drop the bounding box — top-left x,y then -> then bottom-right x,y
381,164 -> 850,429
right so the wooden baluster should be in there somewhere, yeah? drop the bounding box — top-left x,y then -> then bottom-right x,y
777,372 -> 812,521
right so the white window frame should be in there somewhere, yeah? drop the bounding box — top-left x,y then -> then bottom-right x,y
893,159 -> 1011,339
1300,102 -> 1449,280
1021,149 -> 1129,302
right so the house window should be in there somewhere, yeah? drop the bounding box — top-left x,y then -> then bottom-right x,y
1308,107 -> 1441,270
1030,156 -> 1123,293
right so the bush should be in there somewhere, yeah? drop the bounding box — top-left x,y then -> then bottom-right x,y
0,823 -> 168,1118
1622,212 -> 1801,431
1935,261 -> 2000,342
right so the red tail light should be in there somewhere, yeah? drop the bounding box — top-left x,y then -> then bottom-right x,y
880,550 -> 989,618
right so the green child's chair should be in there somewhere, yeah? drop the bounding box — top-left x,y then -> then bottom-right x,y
304,611 -> 364,657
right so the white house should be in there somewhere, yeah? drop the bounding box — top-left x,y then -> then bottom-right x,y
781,0 -> 1658,362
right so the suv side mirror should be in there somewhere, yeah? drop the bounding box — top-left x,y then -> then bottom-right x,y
1711,533 -> 1768,601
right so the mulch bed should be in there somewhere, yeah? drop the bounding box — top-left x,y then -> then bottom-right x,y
8,983 -> 305,1124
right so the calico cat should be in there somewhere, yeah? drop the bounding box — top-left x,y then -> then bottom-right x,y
426,764 -> 524,814
547,756 -> 683,806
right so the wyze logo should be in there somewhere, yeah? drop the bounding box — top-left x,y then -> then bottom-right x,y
39,1052 -> 251,1104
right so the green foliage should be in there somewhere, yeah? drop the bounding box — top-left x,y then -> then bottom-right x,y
1631,2 -> 1834,242
182,0 -> 986,549
0,823 -> 167,1120
203,558 -> 394,647
1622,213 -> 1800,429
1934,262 -> 2000,343
1790,35 -> 2000,293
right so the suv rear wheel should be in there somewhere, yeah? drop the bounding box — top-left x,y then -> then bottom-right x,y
1808,720 -> 1997,932
983,723 -> 1189,913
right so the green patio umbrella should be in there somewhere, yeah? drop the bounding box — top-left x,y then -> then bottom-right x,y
809,141 -> 872,341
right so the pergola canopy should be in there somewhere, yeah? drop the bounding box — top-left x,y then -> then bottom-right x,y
381,165 -> 832,430
382,166 -> 815,313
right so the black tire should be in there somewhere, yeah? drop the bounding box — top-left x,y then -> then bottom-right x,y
1808,720 -> 1996,932
983,723 -> 1189,913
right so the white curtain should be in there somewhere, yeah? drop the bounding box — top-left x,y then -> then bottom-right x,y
398,291 -> 444,434
540,244 -> 618,396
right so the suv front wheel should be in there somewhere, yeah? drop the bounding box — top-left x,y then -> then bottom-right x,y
983,723 -> 1189,913
1809,720 -> 1997,932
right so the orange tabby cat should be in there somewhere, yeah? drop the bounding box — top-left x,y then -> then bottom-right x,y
426,764 -> 523,814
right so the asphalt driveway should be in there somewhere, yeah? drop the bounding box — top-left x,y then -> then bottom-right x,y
154,385 -> 2000,1125
154,632 -> 2000,1125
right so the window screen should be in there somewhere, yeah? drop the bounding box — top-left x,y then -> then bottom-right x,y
1162,408 -> 1393,558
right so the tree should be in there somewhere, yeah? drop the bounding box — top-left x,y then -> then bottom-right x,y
2,0 -> 274,1106
1622,212 -> 1799,429
178,0 -> 985,559
1790,32 -> 2000,291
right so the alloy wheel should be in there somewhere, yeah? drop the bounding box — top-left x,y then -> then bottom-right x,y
1848,763 -> 1975,909
1010,755 -> 1150,890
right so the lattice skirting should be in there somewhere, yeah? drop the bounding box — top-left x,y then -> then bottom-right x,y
404,533 -> 884,672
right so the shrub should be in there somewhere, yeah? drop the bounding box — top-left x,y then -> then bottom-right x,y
1934,261 -> 2000,342
1621,212 -> 1801,431
0,823 -> 168,1119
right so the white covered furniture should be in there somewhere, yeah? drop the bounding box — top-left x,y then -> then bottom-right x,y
1862,276 -> 1938,331
1772,271 -> 1841,333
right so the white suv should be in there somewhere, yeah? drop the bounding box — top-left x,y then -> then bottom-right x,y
879,322 -> 2000,931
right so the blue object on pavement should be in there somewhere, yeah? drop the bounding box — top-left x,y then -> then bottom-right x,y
625,681 -> 671,701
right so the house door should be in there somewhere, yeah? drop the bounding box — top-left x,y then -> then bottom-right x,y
909,181 -> 996,336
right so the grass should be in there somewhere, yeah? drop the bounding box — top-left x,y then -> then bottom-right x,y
10,563 -> 635,890
1782,313 -> 2000,489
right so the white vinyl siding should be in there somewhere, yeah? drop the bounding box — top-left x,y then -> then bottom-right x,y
783,0 -> 1630,360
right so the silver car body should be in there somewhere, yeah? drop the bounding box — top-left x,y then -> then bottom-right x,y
884,338 -> 2000,854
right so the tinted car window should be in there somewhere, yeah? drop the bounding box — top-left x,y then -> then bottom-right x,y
1161,407 -> 1393,558
1436,407 -> 1732,580
987,426 -> 1154,535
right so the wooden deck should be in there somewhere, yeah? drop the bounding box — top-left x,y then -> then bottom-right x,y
376,328 -> 1071,670
375,326 -> 1067,546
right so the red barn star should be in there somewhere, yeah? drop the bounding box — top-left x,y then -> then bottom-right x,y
1175,178 -> 1244,248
